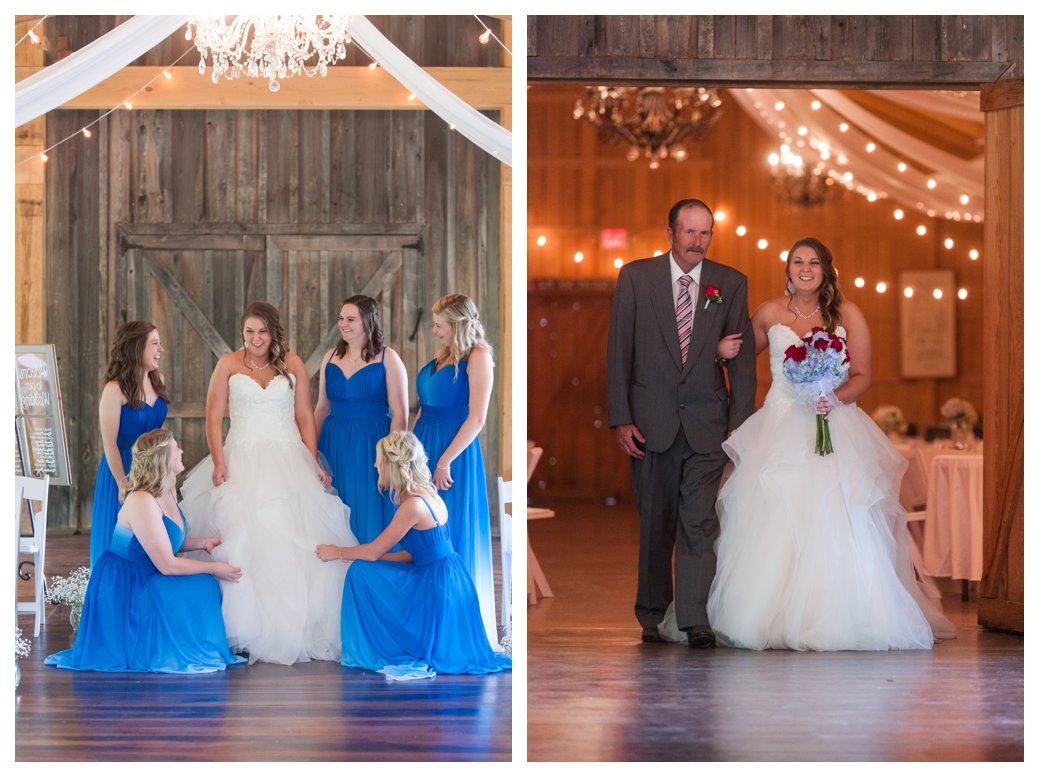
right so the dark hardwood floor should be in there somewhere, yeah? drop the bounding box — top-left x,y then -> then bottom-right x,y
16,530 -> 511,762
527,501 -> 1024,762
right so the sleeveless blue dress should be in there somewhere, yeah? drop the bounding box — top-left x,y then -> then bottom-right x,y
47,506 -> 244,673
90,397 -> 168,566
413,358 -> 499,649
340,496 -> 512,679
317,352 -> 395,543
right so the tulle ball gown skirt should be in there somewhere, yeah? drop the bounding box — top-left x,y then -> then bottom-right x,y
705,399 -> 939,652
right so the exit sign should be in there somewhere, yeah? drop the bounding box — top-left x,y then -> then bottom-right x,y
600,228 -> 628,249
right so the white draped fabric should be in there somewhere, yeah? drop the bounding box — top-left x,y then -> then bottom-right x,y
348,16 -> 512,167
866,89 -> 983,123
14,15 -> 512,167
15,15 -> 190,127
726,87 -> 984,219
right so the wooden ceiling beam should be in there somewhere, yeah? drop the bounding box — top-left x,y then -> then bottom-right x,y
15,65 -> 511,111
527,58 -> 1009,90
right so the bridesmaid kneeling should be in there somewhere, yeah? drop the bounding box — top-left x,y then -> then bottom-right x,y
316,431 -> 511,680
47,430 -> 245,674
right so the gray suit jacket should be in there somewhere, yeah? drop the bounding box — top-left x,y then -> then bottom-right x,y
607,254 -> 756,453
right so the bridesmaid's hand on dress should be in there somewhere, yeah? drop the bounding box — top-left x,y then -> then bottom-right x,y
201,536 -> 222,554
434,462 -> 453,491
213,561 -> 242,582
315,544 -> 342,562
212,463 -> 229,487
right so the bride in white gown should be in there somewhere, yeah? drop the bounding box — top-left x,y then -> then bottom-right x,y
661,237 -> 954,650
180,301 -> 358,665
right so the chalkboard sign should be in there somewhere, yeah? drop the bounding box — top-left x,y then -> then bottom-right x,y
15,345 -> 71,486
899,270 -> 957,379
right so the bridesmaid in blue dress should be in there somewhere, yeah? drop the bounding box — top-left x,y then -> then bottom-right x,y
315,431 -> 511,679
413,293 -> 500,650
48,430 -> 244,673
90,321 -> 169,567
315,295 -> 408,543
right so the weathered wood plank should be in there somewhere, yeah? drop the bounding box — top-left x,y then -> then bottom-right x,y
875,16 -> 913,62
142,251 -> 232,357
832,16 -> 876,61
712,16 -> 737,59
526,57 -> 1008,87
16,66 -> 512,111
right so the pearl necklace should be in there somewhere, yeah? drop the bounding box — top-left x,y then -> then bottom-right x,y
793,304 -> 820,320
247,358 -> 271,371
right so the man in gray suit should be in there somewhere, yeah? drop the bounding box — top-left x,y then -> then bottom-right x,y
607,198 -> 756,647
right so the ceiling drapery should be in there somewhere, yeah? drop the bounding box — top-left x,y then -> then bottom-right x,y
15,14 -> 512,166
15,15 -> 189,126
727,87 -> 984,221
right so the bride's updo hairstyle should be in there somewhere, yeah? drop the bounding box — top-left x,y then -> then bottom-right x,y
105,320 -> 169,409
375,431 -> 434,506
433,293 -> 493,376
241,301 -> 292,382
785,237 -> 844,331
334,294 -> 385,363
120,429 -> 177,502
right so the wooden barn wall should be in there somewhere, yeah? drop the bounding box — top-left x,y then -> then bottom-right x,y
36,16 -> 502,530
527,85 -> 985,503
528,16 -> 1024,85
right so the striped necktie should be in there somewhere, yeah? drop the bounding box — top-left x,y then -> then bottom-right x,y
677,275 -> 694,364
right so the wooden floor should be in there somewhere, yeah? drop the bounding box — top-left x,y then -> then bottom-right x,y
16,530 -> 511,762
527,501 -> 1024,762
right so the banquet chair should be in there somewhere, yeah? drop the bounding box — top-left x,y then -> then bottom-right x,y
496,476 -> 513,629
16,475 -> 50,637
525,445 -> 554,604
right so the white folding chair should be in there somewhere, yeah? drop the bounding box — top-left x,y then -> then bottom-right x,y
496,476 -> 513,629
905,510 -> 941,601
16,475 -> 50,637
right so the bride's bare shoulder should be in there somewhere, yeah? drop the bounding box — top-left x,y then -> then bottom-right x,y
752,297 -> 788,326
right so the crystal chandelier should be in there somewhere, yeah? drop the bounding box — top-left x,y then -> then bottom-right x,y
768,146 -> 839,207
573,86 -> 724,169
186,16 -> 353,93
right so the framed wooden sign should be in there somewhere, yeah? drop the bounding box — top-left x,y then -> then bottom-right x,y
898,270 -> 957,379
15,344 -> 72,486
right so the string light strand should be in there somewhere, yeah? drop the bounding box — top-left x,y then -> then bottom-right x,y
15,16 -> 48,47
473,15 -> 511,56
17,48 -> 194,168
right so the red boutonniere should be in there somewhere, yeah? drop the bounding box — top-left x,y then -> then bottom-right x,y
703,285 -> 724,310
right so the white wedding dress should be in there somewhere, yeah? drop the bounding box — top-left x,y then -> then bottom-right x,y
661,324 -> 955,650
179,373 -> 358,665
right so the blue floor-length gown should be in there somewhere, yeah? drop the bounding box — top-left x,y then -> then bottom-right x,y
317,353 -> 394,543
340,496 -> 511,679
413,358 -> 500,649
89,398 -> 168,566
47,507 -> 244,673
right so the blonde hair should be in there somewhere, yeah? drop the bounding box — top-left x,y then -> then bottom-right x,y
433,293 -> 493,375
120,428 -> 177,502
375,431 -> 434,506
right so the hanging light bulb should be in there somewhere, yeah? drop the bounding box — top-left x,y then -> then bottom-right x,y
479,29 -> 491,44
82,128 -> 92,138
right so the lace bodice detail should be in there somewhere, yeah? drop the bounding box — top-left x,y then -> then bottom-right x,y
224,374 -> 303,445
765,324 -> 849,409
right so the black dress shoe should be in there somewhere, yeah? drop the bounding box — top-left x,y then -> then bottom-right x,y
683,625 -> 716,648
641,626 -> 665,643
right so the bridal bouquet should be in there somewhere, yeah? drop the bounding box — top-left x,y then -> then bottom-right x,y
782,327 -> 850,455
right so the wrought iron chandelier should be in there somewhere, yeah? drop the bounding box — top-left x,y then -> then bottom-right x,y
768,146 -> 839,207
573,86 -> 724,169
186,16 -> 353,93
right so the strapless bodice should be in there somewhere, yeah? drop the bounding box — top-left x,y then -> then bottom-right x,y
765,324 -> 849,409
225,374 -> 303,445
